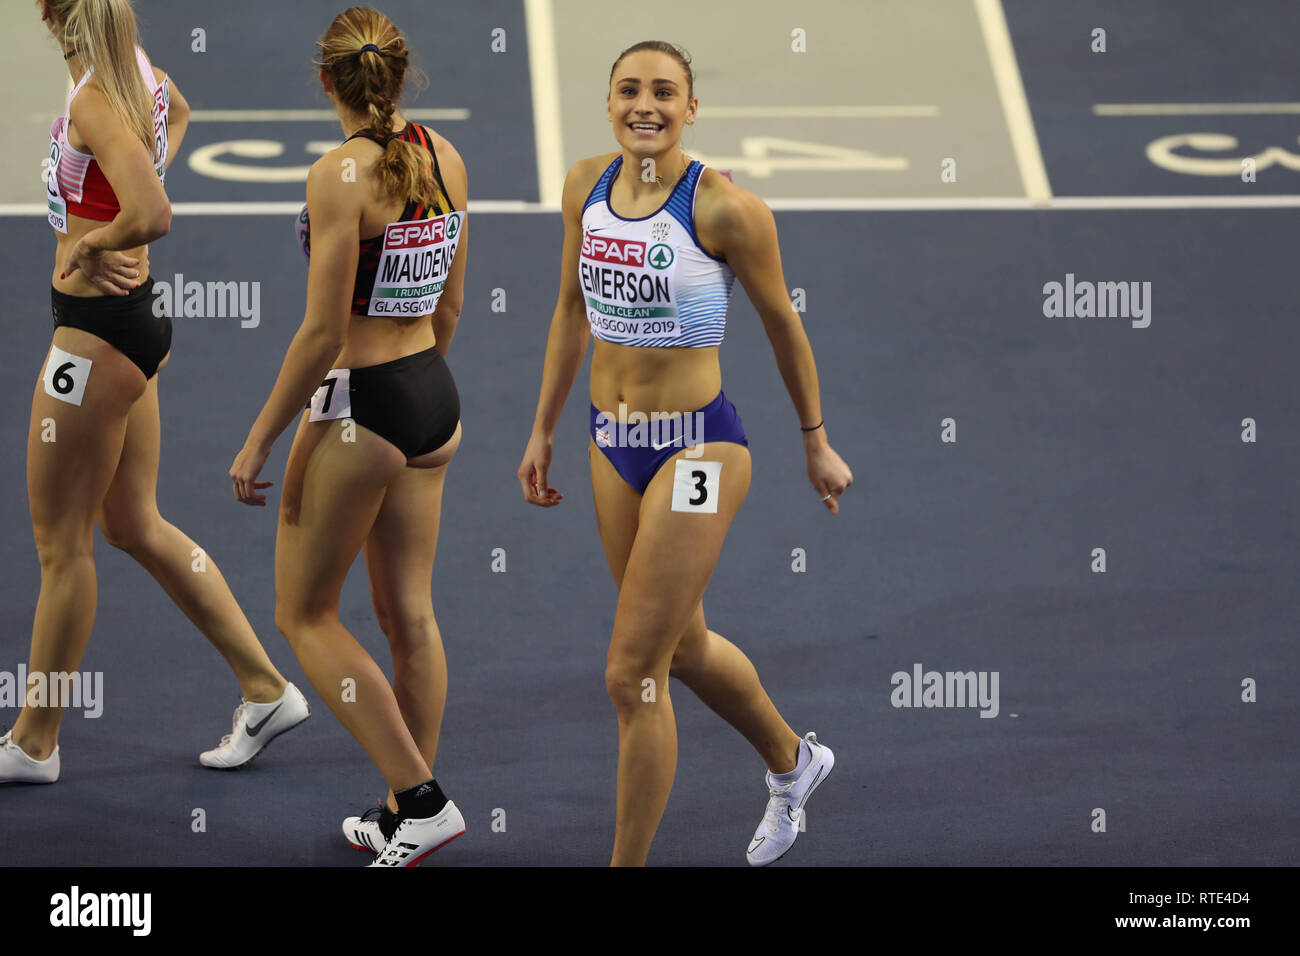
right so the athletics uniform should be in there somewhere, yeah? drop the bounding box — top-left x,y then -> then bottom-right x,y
298,123 -> 461,459
46,46 -> 171,380
580,156 -> 747,493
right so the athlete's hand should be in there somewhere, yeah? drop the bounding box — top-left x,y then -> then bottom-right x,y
518,431 -> 563,507
61,235 -> 140,296
806,438 -> 852,515
230,440 -> 275,507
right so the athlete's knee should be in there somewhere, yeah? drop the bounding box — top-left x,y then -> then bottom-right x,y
668,618 -> 709,680
31,519 -> 94,570
605,656 -> 668,712
373,596 -> 436,645
98,506 -> 163,555
274,599 -> 335,646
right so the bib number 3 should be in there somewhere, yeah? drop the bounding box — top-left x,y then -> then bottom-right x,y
308,369 -> 351,422
42,345 -> 92,406
671,459 -> 723,514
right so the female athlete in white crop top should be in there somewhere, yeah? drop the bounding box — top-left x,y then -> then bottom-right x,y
518,41 -> 853,866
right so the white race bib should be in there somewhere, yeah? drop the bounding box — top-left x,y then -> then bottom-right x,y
43,344 -> 92,406
367,210 -> 463,316
46,120 -> 68,234
308,369 -> 351,422
671,459 -> 722,514
579,231 -> 680,342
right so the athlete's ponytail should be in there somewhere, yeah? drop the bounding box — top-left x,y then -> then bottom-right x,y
316,7 -> 446,210
49,0 -> 155,160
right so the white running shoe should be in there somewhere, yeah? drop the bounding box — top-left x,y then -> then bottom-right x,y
199,682 -> 311,769
368,800 -> 465,867
343,804 -> 392,854
0,730 -> 60,784
746,731 -> 835,866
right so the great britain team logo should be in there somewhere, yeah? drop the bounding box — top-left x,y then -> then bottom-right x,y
647,243 -> 674,269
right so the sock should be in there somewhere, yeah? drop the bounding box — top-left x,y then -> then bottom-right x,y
770,738 -> 811,783
394,778 -> 448,819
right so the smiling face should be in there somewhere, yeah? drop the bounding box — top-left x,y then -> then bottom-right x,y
606,50 -> 696,157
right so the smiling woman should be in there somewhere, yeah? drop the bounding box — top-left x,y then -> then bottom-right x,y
518,39 -> 852,866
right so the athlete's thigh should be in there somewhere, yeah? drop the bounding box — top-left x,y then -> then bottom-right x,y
97,373 -> 163,531
589,440 -> 643,588
363,462 -> 448,613
28,328 -> 145,530
611,442 -> 752,664
275,418 -> 406,616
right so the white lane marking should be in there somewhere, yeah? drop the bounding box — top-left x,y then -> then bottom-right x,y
1094,103 -> 1300,116
973,0 -> 1052,201
189,109 -> 469,121
524,0 -> 564,205
701,106 -> 940,119
6,196 -> 1300,216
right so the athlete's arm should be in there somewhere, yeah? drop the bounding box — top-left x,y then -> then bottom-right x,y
517,160 -> 597,505
699,175 -> 854,513
61,83 -> 170,293
231,156 -> 357,505
158,69 -> 190,168
430,135 -> 467,356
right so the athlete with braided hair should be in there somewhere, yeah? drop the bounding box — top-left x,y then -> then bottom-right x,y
231,6 -> 469,867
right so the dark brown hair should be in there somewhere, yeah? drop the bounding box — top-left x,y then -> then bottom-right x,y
314,6 -> 445,208
609,40 -> 694,99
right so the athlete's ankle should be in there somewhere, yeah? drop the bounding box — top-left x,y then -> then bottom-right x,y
12,730 -> 56,761
240,676 -> 288,704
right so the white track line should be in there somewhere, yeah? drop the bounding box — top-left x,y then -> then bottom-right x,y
189,108 -> 469,122
524,0 -> 564,206
5,196 -> 1300,216
1094,103 -> 1300,116
973,0 -> 1052,201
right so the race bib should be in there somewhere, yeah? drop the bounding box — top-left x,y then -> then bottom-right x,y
46,120 -> 68,234
308,369 -> 351,422
43,344 -> 92,406
367,210 -> 464,316
671,459 -> 722,514
579,230 -> 679,342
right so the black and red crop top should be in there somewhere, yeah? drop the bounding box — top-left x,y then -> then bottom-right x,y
295,122 -> 464,317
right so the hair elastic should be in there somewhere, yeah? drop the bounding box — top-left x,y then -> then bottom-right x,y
360,43 -> 381,54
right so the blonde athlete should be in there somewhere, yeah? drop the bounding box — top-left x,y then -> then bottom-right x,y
1,0 -> 308,785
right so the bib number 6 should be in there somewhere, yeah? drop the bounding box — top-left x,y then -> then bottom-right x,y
671,459 -> 723,514
42,345 -> 92,407
308,368 -> 352,422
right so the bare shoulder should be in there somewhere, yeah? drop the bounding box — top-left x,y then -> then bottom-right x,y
424,127 -> 464,174
561,152 -> 620,215
694,167 -> 773,257
306,150 -> 364,219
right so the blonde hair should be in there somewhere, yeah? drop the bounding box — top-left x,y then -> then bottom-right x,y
49,0 -> 156,159
315,7 -> 446,209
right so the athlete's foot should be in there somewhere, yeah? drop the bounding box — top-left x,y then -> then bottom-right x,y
240,677 -> 290,705
343,801 -> 397,854
199,682 -> 311,769
0,729 -> 60,784
368,800 -> 465,867
746,731 -> 834,866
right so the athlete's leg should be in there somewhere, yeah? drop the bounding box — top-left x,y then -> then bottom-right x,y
274,415 -> 431,792
599,441 -> 753,866
12,329 -> 143,758
669,605 -> 800,773
96,371 -> 287,703
590,443 -> 799,810
363,422 -> 461,811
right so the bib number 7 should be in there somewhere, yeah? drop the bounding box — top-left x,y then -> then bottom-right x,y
671,459 -> 722,514
308,368 -> 351,422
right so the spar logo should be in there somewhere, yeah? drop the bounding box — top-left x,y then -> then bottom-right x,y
583,232 -> 645,266
385,217 -> 449,250
647,243 -> 673,269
